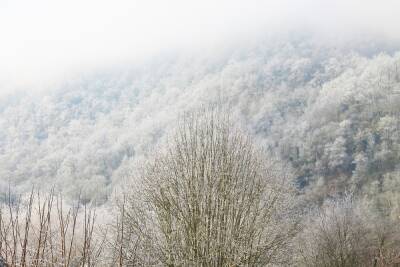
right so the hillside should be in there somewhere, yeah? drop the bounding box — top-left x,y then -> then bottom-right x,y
1,34 -> 400,204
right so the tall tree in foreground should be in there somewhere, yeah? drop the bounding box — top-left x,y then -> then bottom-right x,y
121,110 -> 299,266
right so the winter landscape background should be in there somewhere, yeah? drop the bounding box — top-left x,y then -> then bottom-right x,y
1,0 -> 400,265
1,33 -> 400,206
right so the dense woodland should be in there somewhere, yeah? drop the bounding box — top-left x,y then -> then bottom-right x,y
1,34 -> 400,265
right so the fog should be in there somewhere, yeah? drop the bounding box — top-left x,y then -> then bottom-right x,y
1,0 -> 400,94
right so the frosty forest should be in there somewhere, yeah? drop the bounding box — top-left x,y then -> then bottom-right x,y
1,0 -> 400,266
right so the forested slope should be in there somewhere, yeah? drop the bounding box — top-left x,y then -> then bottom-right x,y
1,34 -> 400,203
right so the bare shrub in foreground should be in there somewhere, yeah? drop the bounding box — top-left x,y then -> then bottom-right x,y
296,196 -> 370,267
296,195 -> 400,267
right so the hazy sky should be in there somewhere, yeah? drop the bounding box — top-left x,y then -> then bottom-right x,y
1,0 -> 400,93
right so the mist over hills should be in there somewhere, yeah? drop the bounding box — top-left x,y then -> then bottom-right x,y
1,33 -> 400,204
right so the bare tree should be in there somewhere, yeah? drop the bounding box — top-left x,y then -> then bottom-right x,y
120,110 -> 299,266
296,195 -> 371,267
0,189 -> 105,267
106,195 -> 145,266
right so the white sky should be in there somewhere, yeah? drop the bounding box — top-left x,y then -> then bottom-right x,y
0,0 -> 400,93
